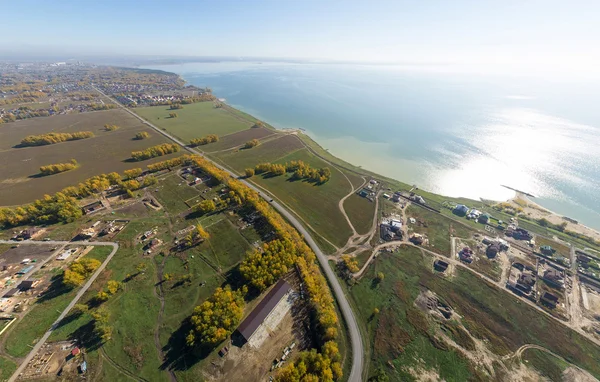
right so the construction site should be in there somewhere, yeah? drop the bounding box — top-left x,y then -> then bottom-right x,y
17,341 -> 86,380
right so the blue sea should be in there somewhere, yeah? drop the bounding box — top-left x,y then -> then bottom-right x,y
142,62 -> 600,230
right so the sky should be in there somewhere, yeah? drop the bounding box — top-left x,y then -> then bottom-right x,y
2,0 -> 599,75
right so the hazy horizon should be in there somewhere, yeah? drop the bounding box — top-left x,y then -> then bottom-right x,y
3,0 -> 600,78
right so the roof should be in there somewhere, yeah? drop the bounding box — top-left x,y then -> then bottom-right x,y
18,280 -> 35,290
17,265 -> 35,274
72,347 -> 81,356
237,279 -> 291,341
3,288 -> 19,298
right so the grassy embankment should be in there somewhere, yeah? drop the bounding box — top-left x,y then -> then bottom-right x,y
351,246 -> 600,380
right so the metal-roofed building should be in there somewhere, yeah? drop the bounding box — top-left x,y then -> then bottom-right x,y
236,279 -> 292,345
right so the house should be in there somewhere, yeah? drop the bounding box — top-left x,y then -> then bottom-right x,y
382,193 -> 390,199
486,243 -> 500,258
540,292 -> 559,308
389,219 -> 402,232
434,260 -> 449,272
380,225 -> 394,241
478,214 -> 491,224
235,279 -> 292,344
458,247 -> 474,263
512,228 -> 532,240
81,201 -> 104,215
71,347 -> 81,356
57,249 -> 75,261
540,246 -> 555,256
543,269 -> 565,288
79,228 -> 96,239
453,204 -> 469,216
409,233 -> 424,245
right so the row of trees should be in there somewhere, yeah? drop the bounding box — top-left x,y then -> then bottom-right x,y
104,124 -> 119,131
131,143 -> 180,161
186,156 -> 342,380
0,192 -> 83,227
63,258 -> 102,288
190,134 -> 219,147
0,160 -> 177,228
146,155 -> 194,173
20,131 -> 94,147
251,160 -> 332,184
169,103 -> 183,110
39,159 -> 78,176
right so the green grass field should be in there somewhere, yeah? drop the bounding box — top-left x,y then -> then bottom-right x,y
250,149 -> 354,248
351,245 -> 600,381
0,356 -> 17,381
135,102 -> 251,143
343,194 -> 376,235
406,205 -> 455,256
152,173 -> 203,214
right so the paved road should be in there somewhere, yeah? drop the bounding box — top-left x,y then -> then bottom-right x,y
96,88 -> 365,382
2,240 -> 119,382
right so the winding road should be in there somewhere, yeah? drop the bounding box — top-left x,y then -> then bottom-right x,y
0,240 -> 119,382
94,88 -> 365,382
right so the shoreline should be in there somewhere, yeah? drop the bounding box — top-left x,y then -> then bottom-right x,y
509,192 -> 600,246
218,97 -> 600,238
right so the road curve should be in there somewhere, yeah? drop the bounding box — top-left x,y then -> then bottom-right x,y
3,240 -> 119,382
96,88 -> 365,382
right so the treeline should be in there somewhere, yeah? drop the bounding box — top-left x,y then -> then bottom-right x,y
187,156 -> 342,380
252,160 -> 331,184
86,103 -> 117,111
131,143 -> 180,161
20,131 -> 94,147
0,157 -> 196,228
190,134 -> 219,147
39,159 -> 78,176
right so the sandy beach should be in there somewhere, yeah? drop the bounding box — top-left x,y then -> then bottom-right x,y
507,193 -> 600,249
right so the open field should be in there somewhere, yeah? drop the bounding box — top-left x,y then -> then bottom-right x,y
351,246 -> 600,381
203,126 -> 277,152
135,102 -> 252,143
248,148 -> 354,248
407,205 -> 456,256
0,109 -> 178,206
344,194 -> 376,235
0,356 -> 17,381
212,134 -> 304,172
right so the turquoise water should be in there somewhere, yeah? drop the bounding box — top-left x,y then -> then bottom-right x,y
142,62 -> 600,230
